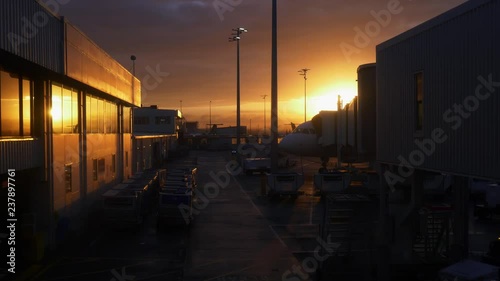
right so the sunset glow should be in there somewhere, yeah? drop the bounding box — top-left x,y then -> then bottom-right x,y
57,0 -> 467,129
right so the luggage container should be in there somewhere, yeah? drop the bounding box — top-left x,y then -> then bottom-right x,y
111,181 -> 152,215
169,167 -> 197,187
164,180 -> 190,188
102,189 -> 143,226
267,172 -> 304,196
166,174 -> 188,181
243,158 -> 271,175
314,170 -> 351,194
157,169 -> 167,186
158,187 -> 193,227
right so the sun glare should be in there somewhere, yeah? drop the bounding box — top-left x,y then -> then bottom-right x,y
309,83 -> 357,115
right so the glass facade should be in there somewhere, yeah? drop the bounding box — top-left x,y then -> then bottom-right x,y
0,70 -> 33,137
85,94 -> 117,134
52,83 -> 78,134
123,107 -> 131,133
52,84 -> 118,135
22,79 -> 32,136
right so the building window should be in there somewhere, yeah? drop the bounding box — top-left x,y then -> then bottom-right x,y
134,116 -> 149,125
65,164 -> 72,192
91,96 -> 98,133
22,79 -> 33,136
98,99 -> 104,133
111,154 -> 116,173
98,158 -> 105,174
85,95 -> 117,134
52,83 -> 78,134
0,71 -> 33,137
92,159 -> 98,181
105,101 -> 117,134
155,116 -> 166,124
123,107 -> 131,133
415,72 -> 423,131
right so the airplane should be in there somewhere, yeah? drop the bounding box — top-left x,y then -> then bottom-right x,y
279,113 -> 345,170
279,120 -> 322,157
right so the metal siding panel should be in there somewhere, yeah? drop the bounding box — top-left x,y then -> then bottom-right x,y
0,140 -> 42,174
377,0 -> 500,180
357,65 -> 376,161
65,23 -> 141,106
0,0 -> 63,73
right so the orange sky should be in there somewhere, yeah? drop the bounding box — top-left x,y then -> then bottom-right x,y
58,0 -> 467,132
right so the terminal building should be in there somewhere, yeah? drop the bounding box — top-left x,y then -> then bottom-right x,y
132,106 -> 181,173
0,0 -> 140,260
376,0 -> 500,274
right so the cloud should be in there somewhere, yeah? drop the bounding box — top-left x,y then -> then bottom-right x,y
57,0 -> 468,127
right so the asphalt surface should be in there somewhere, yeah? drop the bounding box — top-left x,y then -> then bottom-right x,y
19,150 -> 500,281
24,151 -> 329,281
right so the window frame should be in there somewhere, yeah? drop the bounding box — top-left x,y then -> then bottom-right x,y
0,71 -> 33,138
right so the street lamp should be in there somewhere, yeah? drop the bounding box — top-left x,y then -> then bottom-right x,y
229,27 -> 247,146
131,55 -> 138,106
261,95 -> 267,135
298,68 -> 310,123
271,0 -> 278,172
131,55 -> 136,76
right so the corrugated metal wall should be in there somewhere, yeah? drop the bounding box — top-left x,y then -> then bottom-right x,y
0,0 -> 63,73
345,97 -> 357,147
0,139 -> 43,174
376,0 -> 500,180
357,64 -> 376,162
65,23 -> 141,106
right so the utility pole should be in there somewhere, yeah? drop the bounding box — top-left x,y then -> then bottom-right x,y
298,68 -> 310,123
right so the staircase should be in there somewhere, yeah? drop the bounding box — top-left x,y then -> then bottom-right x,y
323,208 -> 355,256
319,193 -> 377,281
413,208 -> 451,260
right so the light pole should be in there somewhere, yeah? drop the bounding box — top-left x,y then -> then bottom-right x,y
271,0 -> 278,172
229,27 -> 247,146
131,55 -> 136,102
298,68 -> 310,123
261,95 -> 267,135
131,55 -> 136,76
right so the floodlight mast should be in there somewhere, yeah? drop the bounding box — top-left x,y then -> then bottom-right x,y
298,68 -> 310,123
229,27 -> 248,146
